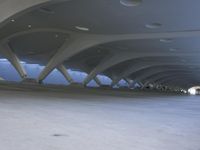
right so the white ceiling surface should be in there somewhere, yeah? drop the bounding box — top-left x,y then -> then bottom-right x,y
0,0 -> 200,88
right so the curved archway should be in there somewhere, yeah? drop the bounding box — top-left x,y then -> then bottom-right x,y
111,62 -> 200,86
142,69 -> 200,85
188,86 -> 200,95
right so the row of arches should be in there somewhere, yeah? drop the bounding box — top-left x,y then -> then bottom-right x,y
0,58 -> 130,87
0,0 -> 199,92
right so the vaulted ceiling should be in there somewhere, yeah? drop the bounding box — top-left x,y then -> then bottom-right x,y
0,0 -> 200,89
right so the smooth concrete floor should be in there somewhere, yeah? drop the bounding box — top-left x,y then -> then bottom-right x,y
0,88 -> 199,150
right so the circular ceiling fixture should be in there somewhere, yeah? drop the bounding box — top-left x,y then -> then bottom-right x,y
145,23 -> 162,29
11,19 -> 15,22
120,0 -> 142,7
28,25 -> 32,28
160,38 -> 173,43
75,26 -> 89,31
55,34 -> 59,38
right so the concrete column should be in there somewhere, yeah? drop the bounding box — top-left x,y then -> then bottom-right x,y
80,64 -> 102,86
57,64 -> 74,84
123,78 -> 134,88
38,35 -> 104,82
84,52 -> 194,87
0,43 -> 27,79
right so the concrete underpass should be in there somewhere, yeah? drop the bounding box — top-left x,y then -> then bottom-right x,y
0,0 -> 200,150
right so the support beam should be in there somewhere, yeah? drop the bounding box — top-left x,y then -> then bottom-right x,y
0,43 -> 27,79
57,64 -> 74,84
83,53 -> 191,86
148,73 -> 200,88
123,78 -> 134,88
164,79 -> 200,89
144,70 -> 200,85
2,1 -> 200,88
38,35 -> 105,82
79,64 -> 102,86
3,28 -> 200,83
133,67 -> 189,84
105,30 -> 200,43
111,60 -> 200,86
93,76 -> 102,86
1,27 -> 103,85
2,28 -> 72,43
155,74 -> 199,85
41,28 -> 200,84
158,76 -> 200,88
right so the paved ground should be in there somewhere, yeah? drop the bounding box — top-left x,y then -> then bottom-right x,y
0,87 -> 199,150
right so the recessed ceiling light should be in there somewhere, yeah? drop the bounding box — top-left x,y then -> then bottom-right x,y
145,23 -> 162,29
169,48 -> 177,52
160,38 -> 173,43
75,26 -> 89,31
11,19 -> 15,22
55,34 -> 59,38
28,25 -> 32,28
120,0 -> 142,7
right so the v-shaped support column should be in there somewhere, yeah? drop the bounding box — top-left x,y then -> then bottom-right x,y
0,43 -> 27,79
57,64 -> 74,84
38,35 -> 105,82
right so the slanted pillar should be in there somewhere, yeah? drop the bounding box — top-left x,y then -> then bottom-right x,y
81,64 -> 102,86
124,78 -> 135,88
38,35 -> 105,83
0,43 -> 27,79
57,64 -> 74,84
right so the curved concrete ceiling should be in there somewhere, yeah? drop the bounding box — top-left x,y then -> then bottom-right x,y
110,61 -> 200,86
0,0 -> 200,89
155,74 -> 200,88
143,70 -> 200,86
131,66 -> 200,84
153,71 -> 200,83
0,0 -> 49,26
162,78 -> 200,89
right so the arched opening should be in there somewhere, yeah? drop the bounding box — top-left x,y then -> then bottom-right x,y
188,86 -> 200,95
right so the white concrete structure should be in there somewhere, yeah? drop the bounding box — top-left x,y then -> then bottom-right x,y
0,0 -> 200,89
1,1 -> 200,150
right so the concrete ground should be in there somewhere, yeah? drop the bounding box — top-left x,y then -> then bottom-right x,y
0,85 -> 199,150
